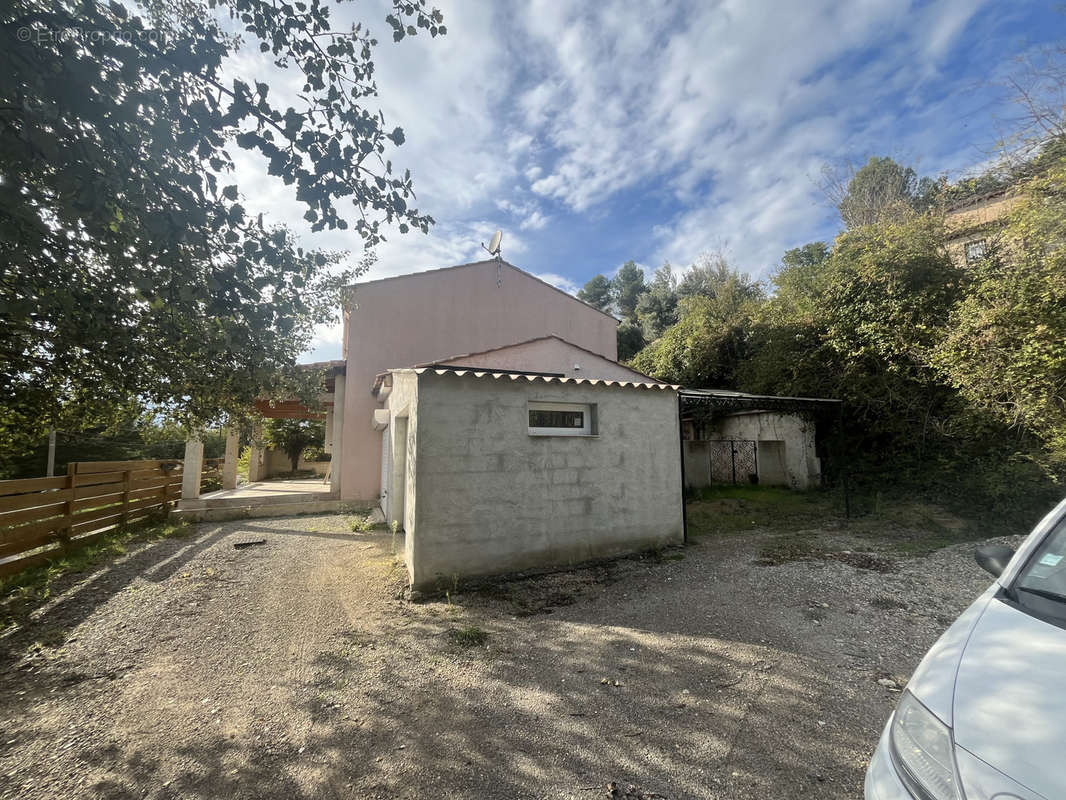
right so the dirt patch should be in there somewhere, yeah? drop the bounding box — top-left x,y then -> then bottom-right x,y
754,533 -> 897,573
825,551 -> 896,573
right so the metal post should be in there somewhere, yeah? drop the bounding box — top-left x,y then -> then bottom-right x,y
838,402 -> 850,520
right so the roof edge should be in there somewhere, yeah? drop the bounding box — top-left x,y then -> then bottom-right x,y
349,259 -> 620,324
389,367 -> 678,391
416,333 -> 652,380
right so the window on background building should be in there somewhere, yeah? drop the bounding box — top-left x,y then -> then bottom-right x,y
528,402 -> 595,436
964,239 -> 987,264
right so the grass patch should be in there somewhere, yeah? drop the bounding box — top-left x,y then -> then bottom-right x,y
687,483 -> 1020,557
447,625 -> 488,648
0,516 -> 191,632
686,485 -> 837,537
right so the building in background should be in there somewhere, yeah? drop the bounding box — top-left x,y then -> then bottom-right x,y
944,189 -> 1019,268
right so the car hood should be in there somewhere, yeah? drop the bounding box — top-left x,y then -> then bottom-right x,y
953,596 -> 1066,800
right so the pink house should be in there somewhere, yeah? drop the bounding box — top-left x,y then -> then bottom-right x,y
336,259 -> 646,504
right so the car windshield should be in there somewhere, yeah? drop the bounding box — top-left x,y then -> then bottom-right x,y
1014,515 -> 1066,618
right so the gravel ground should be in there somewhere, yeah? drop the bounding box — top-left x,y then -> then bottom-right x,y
0,513 -> 1021,800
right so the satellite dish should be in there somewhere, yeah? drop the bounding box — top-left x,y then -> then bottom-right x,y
482,229 -> 503,259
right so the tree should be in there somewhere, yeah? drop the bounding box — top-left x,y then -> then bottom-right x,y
577,274 -> 613,312
611,261 -> 646,322
0,0 -> 443,454
935,150 -> 1066,462
635,264 -> 678,340
739,215 -> 968,478
616,322 -> 646,361
678,251 -> 726,298
825,156 -> 929,228
769,242 -> 830,317
630,296 -> 752,388
263,418 -> 325,473
631,261 -> 763,387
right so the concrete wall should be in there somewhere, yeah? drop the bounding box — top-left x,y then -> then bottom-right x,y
683,440 -> 712,487
435,336 -> 649,381
262,448 -> 329,478
685,411 -> 820,490
392,370 -> 683,591
342,260 -> 619,502
382,370 -> 420,540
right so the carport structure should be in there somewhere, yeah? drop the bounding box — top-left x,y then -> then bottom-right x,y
679,389 -> 842,491
177,361 -> 347,515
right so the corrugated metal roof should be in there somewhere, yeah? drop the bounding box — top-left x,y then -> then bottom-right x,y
391,367 -> 678,391
679,388 -> 838,403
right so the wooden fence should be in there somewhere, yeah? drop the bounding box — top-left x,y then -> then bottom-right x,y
202,458 -> 224,491
0,460 -> 187,579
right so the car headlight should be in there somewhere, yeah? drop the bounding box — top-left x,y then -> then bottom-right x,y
889,691 -> 962,800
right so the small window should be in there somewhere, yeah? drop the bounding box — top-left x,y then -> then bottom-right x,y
528,402 -> 594,436
964,239 -> 987,264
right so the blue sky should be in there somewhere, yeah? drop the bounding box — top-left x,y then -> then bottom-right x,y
224,0 -> 1066,362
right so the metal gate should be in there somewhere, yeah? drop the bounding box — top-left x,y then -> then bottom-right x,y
708,440 -> 758,484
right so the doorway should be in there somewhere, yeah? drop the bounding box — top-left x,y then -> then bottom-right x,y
390,416 -> 409,532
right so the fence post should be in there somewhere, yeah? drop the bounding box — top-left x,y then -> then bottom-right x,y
61,463 -> 76,549
181,436 -> 204,502
121,468 -> 132,528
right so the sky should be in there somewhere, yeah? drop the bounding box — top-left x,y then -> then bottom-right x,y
223,0 -> 1066,362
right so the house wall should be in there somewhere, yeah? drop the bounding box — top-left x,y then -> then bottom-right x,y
435,337 -> 648,381
395,371 -> 683,592
342,261 -> 619,502
684,412 -> 820,490
944,193 -> 1019,267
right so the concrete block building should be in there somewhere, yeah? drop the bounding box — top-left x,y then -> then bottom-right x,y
378,368 -> 683,591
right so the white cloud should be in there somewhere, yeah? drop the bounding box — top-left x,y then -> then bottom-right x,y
532,272 -> 579,295
215,0 -> 1024,363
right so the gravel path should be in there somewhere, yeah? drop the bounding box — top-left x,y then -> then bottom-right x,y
0,513 -> 1017,799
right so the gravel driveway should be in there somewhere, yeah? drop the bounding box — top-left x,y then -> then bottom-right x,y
0,513 -> 1014,799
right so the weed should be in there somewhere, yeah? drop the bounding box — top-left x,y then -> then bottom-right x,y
447,625 -> 488,648
349,515 -> 373,533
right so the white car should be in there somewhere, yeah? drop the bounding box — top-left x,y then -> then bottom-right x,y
866,498 -> 1066,800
